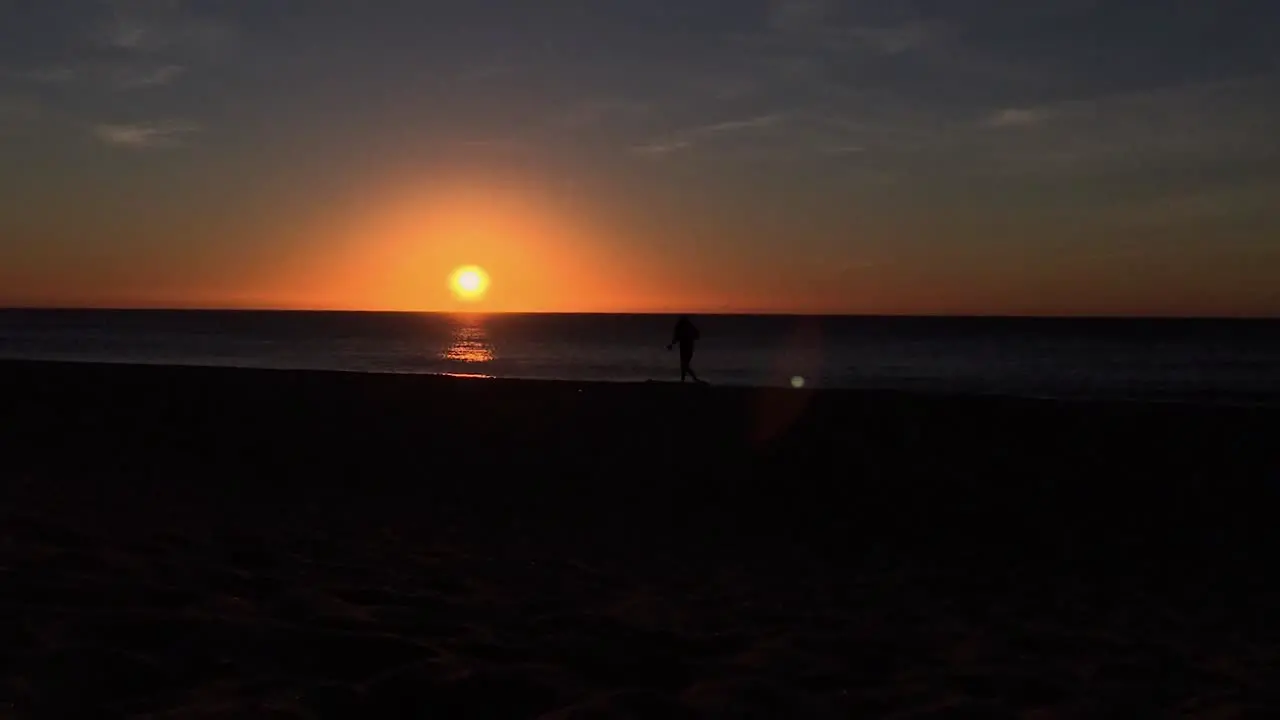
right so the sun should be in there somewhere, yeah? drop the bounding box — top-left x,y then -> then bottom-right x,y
449,265 -> 490,302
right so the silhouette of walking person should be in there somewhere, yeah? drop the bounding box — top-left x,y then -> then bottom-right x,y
667,315 -> 707,384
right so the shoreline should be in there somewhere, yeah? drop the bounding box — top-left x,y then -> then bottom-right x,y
2,357 -> 1276,410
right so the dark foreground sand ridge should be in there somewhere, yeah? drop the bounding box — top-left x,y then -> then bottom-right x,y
1,360 -> 1279,717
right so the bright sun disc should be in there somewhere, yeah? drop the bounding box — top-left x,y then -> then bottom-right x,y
449,265 -> 490,301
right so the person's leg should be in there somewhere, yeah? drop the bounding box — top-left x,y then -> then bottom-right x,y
681,345 -> 702,383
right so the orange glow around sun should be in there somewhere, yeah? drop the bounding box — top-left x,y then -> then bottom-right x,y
449,265 -> 490,301
279,171 -> 681,312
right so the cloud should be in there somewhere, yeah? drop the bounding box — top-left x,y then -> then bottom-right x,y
3,2 -> 236,146
938,76 -> 1280,181
9,60 -> 186,90
96,0 -> 235,60
112,63 -> 186,89
696,114 -> 784,134
984,107 -> 1053,128
628,110 -> 916,161
5,1 -> 232,99
693,9 -> 965,158
632,113 -> 784,157
632,139 -> 693,156
727,3 -> 1067,123
92,120 -> 200,149
7,60 -> 188,94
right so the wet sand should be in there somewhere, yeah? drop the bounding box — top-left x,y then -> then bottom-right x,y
1,359 -> 1279,717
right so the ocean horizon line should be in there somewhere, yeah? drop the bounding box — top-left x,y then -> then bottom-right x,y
1,306 -> 1276,321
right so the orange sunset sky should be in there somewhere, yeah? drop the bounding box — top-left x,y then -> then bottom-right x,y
1,1 -> 1278,316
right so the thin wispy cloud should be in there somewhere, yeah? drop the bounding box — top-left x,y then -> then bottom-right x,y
631,111 -> 901,161
730,3 -> 1056,124
946,76 -> 1280,181
632,139 -> 692,156
698,7 -> 959,161
697,114 -> 783,134
7,60 -> 188,93
71,0 -> 236,100
632,113 -> 783,157
101,17 -> 150,51
8,60 -> 186,90
984,107 -> 1053,128
4,2 -> 237,146
113,63 -> 186,89
96,0 -> 235,59
92,121 -> 200,149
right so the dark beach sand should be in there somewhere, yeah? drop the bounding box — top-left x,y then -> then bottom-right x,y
1,359 -> 1279,718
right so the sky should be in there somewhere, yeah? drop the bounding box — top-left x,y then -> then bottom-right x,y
1,0 -> 1278,315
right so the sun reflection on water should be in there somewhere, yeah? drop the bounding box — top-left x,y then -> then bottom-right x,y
442,318 -> 495,366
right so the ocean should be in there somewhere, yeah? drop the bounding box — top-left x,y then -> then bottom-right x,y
0,310 -> 1276,405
